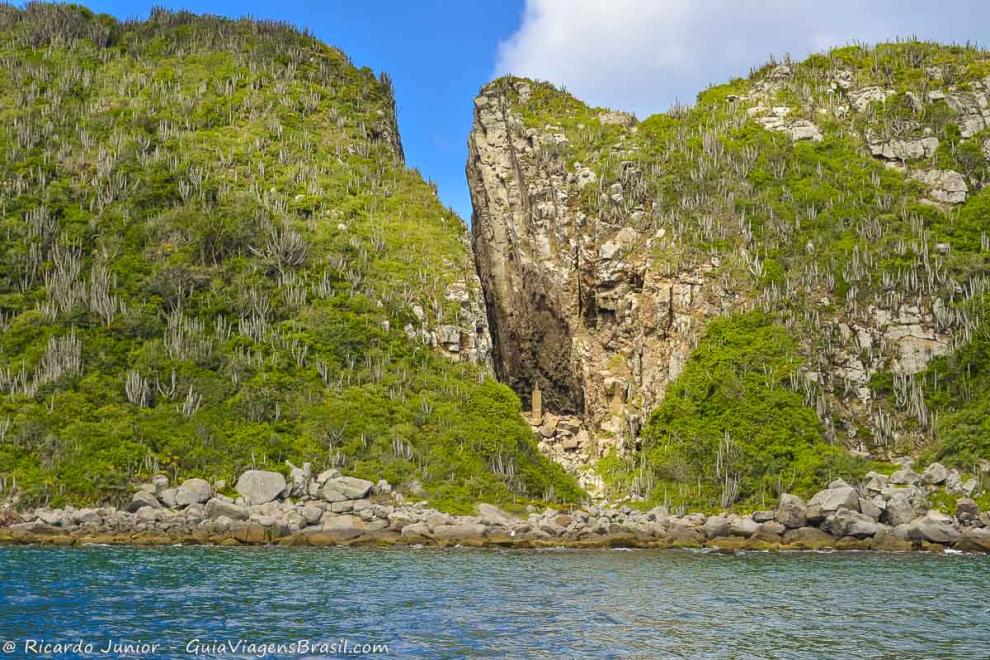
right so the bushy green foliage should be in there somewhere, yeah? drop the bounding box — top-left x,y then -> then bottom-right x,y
602,314 -> 872,512
0,4 -> 581,511
920,295 -> 990,469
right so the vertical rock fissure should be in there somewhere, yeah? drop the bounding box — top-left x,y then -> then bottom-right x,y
468,86 -> 584,415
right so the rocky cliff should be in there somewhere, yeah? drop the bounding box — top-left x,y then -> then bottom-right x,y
469,43 -> 990,501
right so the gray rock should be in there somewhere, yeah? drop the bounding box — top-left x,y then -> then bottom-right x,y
758,521 -> 786,537
329,500 -> 355,513
893,523 -> 912,540
300,505 -> 323,525
175,478 -> 212,506
151,474 -> 170,496
477,503 -> 515,527
703,515 -> 731,539
235,470 -> 287,505
955,498 -> 980,525
126,491 -> 161,513
945,469 -> 963,493
889,468 -> 921,486
321,514 -> 368,540
729,516 -> 759,537
961,478 -> 979,498
956,527 -> 990,553
70,509 -> 102,525
205,498 -> 248,521
783,526 -> 834,546
400,522 -> 431,539
775,494 -> 807,529
322,476 -> 374,502
374,479 -> 392,495
432,523 -> 487,541
287,462 -> 311,497
869,136 -> 938,161
910,169 -> 968,204
37,509 -> 66,526
823,508 -> 879,539
921,462 -> 948,485
908,510 -> 961,544
752,510 -> 775,523
135,506 -> 161,522
805,504 -> 825,525
788,120 -> 822,142
884,490 -> 927,526
859,497 -> 882,521
315,469 -> 340,484
864,473 -> 889,493
158,488 -> 178,509
808,486 -> 860,513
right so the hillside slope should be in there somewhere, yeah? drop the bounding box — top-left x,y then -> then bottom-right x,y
469,41 -> 990,507
0,4 -> 581,511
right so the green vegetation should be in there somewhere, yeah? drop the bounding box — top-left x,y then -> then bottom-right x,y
599,314 -> 874,512
920,296 -> 990,469
0,4 -> 581,511
493,39 -> 990,509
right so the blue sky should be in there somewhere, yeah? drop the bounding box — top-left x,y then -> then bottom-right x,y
83,0 -> 525,221
79,1 -> 990,222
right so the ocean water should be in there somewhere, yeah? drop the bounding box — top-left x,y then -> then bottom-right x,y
0,546 -> 987,658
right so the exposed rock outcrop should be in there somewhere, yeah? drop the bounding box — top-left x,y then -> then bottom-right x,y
2,469 -> 985,553
469,80 -> 735,474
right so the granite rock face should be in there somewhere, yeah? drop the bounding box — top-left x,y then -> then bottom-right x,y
468,80 -> 734,476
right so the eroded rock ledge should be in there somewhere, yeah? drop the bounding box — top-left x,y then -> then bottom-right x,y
2,466 -> 987,554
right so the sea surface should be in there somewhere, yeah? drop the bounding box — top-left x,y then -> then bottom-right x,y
0,545 -> 987,658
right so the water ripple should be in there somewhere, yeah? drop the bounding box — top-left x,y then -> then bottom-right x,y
0,546 -> 987,658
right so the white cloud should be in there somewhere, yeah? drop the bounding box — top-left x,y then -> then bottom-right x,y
496,0 -> 990,118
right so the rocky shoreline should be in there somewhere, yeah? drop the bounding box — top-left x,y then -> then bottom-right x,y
2,464 -> 989,554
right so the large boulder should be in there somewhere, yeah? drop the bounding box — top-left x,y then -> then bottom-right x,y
782,526 -> 835,549
316,514 -> 380,542
321,476 -> 374,502
775,494 -> 807,529
907,510 -> 961,544
729,516 -> 759,537
921,462 -> 948,485
889,468 -> 921,486
235,470 -> 287,505
158,488 -> 178,508
432,523 -> 488,542
175,478 -> 212,506
858,497 -> 882,521
151,474 -> 170,496
752,510 -> 775,523
287,462 -> 311,498
955,498 -> 980,525
884,489 -> 927,526
204,498 -> 249,521
955,527 -> 990,553
872,527 -> 914,552
863,472 -> 889,493
822,508 -> 879,539
126,491 -> 161,513
702,515 -> 731,539
808,485 -> 860,514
